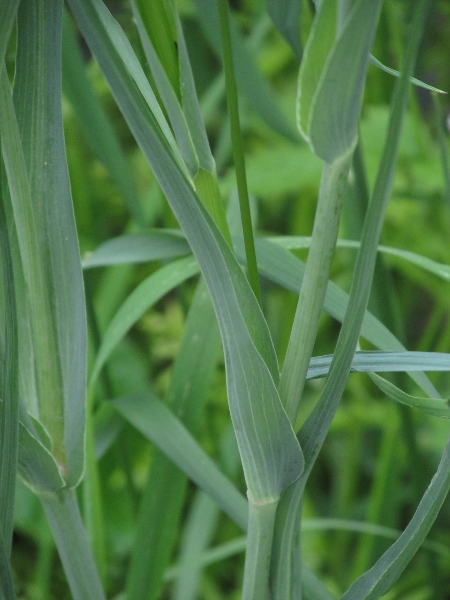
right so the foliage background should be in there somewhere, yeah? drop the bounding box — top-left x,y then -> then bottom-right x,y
6,0 -> 450,598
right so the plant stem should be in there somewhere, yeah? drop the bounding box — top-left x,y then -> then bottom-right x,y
280,152 -> 352,424
242,499 -> 278,600
40,488 -> 106,600
217,0 -> 262,306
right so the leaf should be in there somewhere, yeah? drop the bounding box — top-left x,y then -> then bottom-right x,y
131,1 -> 199,176
266,0 -> 302,61
307,351 -> 450,380
111,392 -> 248,531
7,2 -> 87,486
369,373 -> 450,419
300,0 -> 384,162
40,489 -> 106,600
70,0 -> 304,504
370,54 -> 447,95
0,157 -> 19,551
82,230 -> 191,269
61,10 -> 145,225
341,435 -> 450,600
0,526 -> 16,600
90,256 -> 200,386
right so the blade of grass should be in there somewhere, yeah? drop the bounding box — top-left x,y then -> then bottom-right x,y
125,280 -> 222,600
111,391 -> 248,531
0,153 -> 18,554
40,489 -> 106,600
217,0 -> 261,305
341,434 -> 450,599
82,230 -> 191,269
432,91 -> 450,208
62,9 -> 145,226
265,0 -> 302,61
0,526 -> 16,600
89,256 -> 200,387
9,0 -> 86,485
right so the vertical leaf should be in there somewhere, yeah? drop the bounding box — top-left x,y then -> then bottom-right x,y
11,0 -> 86,485
266,0 -> 302,61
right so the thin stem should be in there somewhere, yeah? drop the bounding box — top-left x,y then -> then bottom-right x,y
242,499 -> 278,600
280,152 -> 352,424
40,488 -> 106,600
217,0 -> 262,306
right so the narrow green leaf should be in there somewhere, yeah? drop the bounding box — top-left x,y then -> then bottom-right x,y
266,0 -> 302,61
82,230 -> 191,269
369,373 -> 450,419
132,0 -> 180,98
11,1 -> 86,485
131,1 -> 199,176
341,435 -> 450,600
0,159 -> 19,551
269,236 -> 450,282
125,281 -> 222,600
90,256 -> 199,386
112,391 -> 249,531
41,489 -> 106,600
307,351 -> 450,380
62,10 -> 145,226
370,54 -> 447,95
177,17 -> 215,173
296,0 -> 337,141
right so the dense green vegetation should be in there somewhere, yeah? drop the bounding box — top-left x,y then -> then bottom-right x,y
1,0 -> 450,598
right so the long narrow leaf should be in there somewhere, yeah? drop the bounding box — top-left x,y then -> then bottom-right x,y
7,1 -> 86,485
0,0 -> 20,70
112,391 -> 248,531
341,435 -> 450,600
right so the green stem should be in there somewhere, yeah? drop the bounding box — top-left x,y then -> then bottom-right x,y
242,499 -> 278,600
280,152 -> 352,424
40,488 -> 106,600
217,0 -> 262,306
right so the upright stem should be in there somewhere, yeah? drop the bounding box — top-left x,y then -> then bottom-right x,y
41,488 -> 106,600
280,152 -> 352,424
242,499 -> 278,600
217,0 -> 262,306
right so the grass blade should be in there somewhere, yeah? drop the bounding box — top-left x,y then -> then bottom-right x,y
62,10 -> 145,226
265,0 -> 302,61
341,435 -> 450,600
0,157 -> 19,552
125,281 -> 222,600
41,489 -> 106,600
0,527 -> 16,600
0,0 -> 19,69
89,256 -> 200,386
82,230 -> 191,269
8,0 -> 86,485
112,391 -> 249,531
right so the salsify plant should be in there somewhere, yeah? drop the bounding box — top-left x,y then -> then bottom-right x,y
1,0 -> 450,599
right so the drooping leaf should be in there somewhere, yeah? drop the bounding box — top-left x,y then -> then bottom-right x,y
266,0 -> 302,61
82,230 -> 191,269
112,391 -> 248,531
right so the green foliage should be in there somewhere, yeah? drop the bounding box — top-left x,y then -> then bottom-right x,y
1,1 -> 450,599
